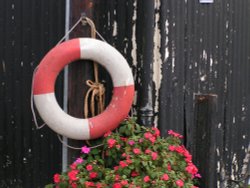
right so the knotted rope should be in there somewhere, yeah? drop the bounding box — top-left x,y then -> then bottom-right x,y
82,17 -> 106,119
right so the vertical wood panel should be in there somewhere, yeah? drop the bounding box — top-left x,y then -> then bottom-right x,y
0,0 -> 65,187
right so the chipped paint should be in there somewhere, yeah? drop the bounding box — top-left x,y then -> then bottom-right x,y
164,20 -> 169,62
153,0 -> 162,127
131,0 -> 137,68
112,21 -> 117,37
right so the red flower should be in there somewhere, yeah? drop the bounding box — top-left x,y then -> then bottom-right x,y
169,145 -> 175,151
104,131 -> 112,137
131,171 -> 139,177
96,183 -> 104,188
126,159 -> 132,164
85,181 -> 95,187
186,164 -> 198,175
119,161 -> 128,168
151,152 -> 158,160
175,146 -> 185,154
71,182 -> 77,188
115,174 -> 120,181
121,180 -> 128,185
167,163 -> 172,171
149,136 -> 156,143
143,176 -> 150,183
86,164 -> 93,171
114,166 -> 119,171
53,174 -> 60,183
113,183 -> 122,188
89,172 -> 98,179
144,132 -> 153,139
107,138 -> 117,148
68,170 -> 79,181
176,179 -> 184,187
168,130 -> 183,138
152,127 -> 160,137
133,148 -> 141,154
70,163 -> 77,170
161,173 -> 169,181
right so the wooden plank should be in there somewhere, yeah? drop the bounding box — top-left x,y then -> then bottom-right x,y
193,94 -> 218,188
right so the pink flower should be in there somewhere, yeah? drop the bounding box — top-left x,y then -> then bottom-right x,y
89,172 -> 98,179
128,140 -> 135,145
68,170 -> 79,181
74,157 -> 84,164
143,176 -> 150,183
86,164 -> 93,171
139,138 -> 144,143
168,145 -> 176,151
53,174 -> 60,183
71,182 -> 77,188
113,183 -> 122,188
149,136 -> 156,143
133,148 -> 141,154
176,179 -> 184,187
151,152 -> 158,160
85,181 -> 95,187
145,149 -> 151,154
195,173 -> 202,178
114,166 -> 119,171
175,146 -> 185,154
161,174 -> 169,181
186,164 -> 198,175
107,138 -> 116,148
167,163 -> 172,171
144,132 -> 153,139
119,161 -> 128,168
70,163 -> 77,170
152,127 -> 160,137
168,130 -> 183,138
104,131 -> 112,137
131,171 -> 139,177
121,180 -> 128,185
115,174 -> 120,181
81,146 -> 91,154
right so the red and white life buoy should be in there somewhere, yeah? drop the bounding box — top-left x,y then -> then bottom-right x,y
33,38 -> 134,140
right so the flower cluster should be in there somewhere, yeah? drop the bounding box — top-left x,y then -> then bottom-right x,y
46,118 -> 200,188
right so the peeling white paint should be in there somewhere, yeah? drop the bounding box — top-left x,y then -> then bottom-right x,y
217,161 -> 220,173
231,153 -> 239,180
218,123 -> 221,129
131,0 -> 137,68
216,148 -> 220,156
112,21 -> 118,37
203,50 -> 208,61
153,0 -> 162,127
164,20 -> 169,62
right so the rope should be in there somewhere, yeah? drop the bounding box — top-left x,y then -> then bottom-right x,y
83,17 -> 106,119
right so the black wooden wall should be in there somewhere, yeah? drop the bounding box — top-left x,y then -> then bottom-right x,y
93,0 -> 250,187
1,0 -> 250,187
0,0 -> 65,187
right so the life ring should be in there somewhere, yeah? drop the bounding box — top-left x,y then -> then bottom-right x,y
33,38 -> 134,140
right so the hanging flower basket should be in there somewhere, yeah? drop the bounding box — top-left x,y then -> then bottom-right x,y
46,117 -> 201,188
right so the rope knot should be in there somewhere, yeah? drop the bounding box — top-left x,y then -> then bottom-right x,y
84,79 -> 105,118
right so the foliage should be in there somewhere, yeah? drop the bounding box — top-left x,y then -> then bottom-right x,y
46,117 -> 201,188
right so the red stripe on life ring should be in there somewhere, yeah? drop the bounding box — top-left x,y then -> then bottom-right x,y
88,85 -> 134,139
33,39 -> 81,95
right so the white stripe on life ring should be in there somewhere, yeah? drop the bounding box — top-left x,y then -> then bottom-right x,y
33,38 -> 134,140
